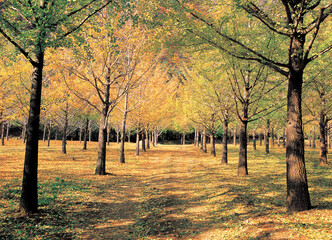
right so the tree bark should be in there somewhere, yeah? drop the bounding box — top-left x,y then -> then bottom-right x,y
20,55 -> 44,215
222,119 -> 228,164
210,134 -> 216,157
6,122 -> 10,141
319,108 -> 328,166
141,131 -> 146,152
95,68 -> 111,175
120,92 -> 128,164
286,40 -> 311,211
271,127 -> 275,147
259,132 -> 263,146
238,120 -> 248,176
253,129 -> 257,150
265,119 -> 270,154
1,122 -> 4,146
146,129 -> 150,149
62,104 -> 68,154
135,127 -> 140,155
202,127 -> 207,153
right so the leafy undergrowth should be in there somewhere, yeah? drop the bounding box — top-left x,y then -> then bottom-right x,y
0,139 -> 331,239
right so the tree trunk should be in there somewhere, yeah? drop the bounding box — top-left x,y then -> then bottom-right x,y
238,120 -> 248,176
312,125 -> 316,148
120,92 -> 128,164
265,119 -> 270,154
182,133 -> 186,145
271,127 -> 275,147
95,68 -> 111,175
286,43 -> 311,211
283,127 -> 286,148
1,122 -> 4,146
319,108 -> 328,166
83,118 -> 89,150
141,131 -> 146,152
79,126 -> 82,143
202,128 -> 207,153
328,124 -> 331,150
20,56 -> 44,215
116,125 -> 120,144
6,122 -> 10,140
146,128 -> 150,149
127,130 -> 131,143
210,134 -> 216,157
253,129 -> 257,150
222,119 -> 228,164
62,109 -> 68,154
259,132 -> 263,146
88,121 -> 92,142
135,127 -> 140,155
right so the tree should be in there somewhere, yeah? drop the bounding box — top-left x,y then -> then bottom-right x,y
164,0 -> 331,212
0,0 -> 116,214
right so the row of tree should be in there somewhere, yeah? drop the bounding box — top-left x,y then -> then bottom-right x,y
0,0 -> 331,214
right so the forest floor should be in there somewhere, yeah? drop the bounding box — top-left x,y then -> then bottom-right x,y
0,139 -> 331,239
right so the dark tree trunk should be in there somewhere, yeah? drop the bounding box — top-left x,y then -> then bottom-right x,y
83,118 -> 89,150
286,37 -> 311,211
265,119 -> 270,154
1,122 -> 4,146
238,120 -> 248,176
79,126 -> 82,143
253,129 -> 257,150
222,119 -> 228,164
146,129 -> 150,149
328,124 -> 331,150
283,127 -> 286,148
259,132 -> 263,146
271,127 -> 275,147
95,68 -> 111,175
142,131 -> 146,152
210,134 -> 216,157
319,108 -> 328,166
20,56 -> 44,215
120,92 -> 128,164
135,127 -> 140,155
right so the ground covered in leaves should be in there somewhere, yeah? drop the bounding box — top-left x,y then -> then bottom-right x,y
0,139 -> 331,239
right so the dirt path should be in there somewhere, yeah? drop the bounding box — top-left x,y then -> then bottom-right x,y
81,145 -> 214,239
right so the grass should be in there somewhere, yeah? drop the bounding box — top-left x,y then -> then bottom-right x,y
0,139 -> 331,239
